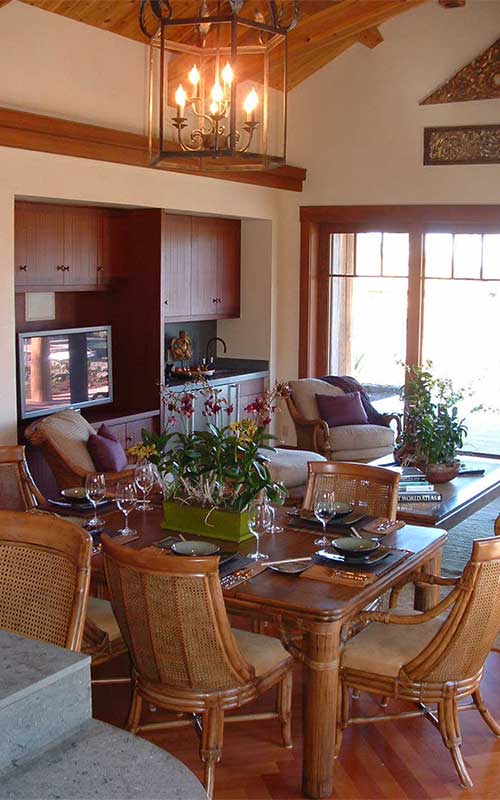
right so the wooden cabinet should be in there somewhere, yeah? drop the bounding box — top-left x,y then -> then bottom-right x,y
92,411 -> 160,450
14,202 -> 120,291
162,214 -> 192,318
164,213 -> 241,321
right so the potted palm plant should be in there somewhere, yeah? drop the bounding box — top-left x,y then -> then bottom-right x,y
132,380 -> 287,542
396,363 -> 468,483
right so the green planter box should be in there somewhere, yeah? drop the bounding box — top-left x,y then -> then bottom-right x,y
162,501 -> 252,543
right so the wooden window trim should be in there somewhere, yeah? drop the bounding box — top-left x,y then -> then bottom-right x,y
299,205 -> 500,378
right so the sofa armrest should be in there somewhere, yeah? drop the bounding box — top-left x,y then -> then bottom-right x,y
379,412 -> 402,436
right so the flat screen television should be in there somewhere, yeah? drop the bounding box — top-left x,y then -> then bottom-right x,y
18,326 -> 113,419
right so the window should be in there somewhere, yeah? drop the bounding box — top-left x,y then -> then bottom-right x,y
300,207 -> 500,457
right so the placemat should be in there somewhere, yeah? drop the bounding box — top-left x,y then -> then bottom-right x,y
299,548 -> 411,587
360,518 -> 406,536
218,554 -> 253,578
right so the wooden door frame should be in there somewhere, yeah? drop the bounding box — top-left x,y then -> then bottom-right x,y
299,205 -> 500,378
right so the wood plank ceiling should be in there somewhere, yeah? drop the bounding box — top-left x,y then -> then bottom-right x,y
18,0 -> 429,90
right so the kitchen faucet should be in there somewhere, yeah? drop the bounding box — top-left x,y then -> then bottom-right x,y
205,337 -> 227,364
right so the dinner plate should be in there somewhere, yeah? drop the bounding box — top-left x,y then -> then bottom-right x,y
170,540 -> 220,556
268,561 -> 311,575
300,510 -> 367,527
60,488 -> 109,506
332,537 -> 379,557
315,547 -> 390,567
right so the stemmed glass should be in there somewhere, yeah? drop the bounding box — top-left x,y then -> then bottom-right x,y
313,488 -> 336,546
134,462 -> 155,511
85,473 -> 106,529
116,480 -> 137,536
264,485 -> 286,534
247,500 -> 271,560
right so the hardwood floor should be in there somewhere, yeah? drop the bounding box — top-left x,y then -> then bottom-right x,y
92,652 -> 500,799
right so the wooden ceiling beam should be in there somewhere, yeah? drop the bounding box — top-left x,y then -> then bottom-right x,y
357,26 -> 384,48
0,0 -> 14,7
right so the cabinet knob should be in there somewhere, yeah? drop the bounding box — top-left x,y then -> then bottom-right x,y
64,265 -> 70,272
18,265 -> 28,272
164,300 -> 168,305
56,265 -> 64,271
126,435 -> 133,443
212,297 -> 217,303
97,266 -> 104,273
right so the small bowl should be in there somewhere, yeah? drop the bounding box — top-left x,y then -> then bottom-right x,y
61,487 -> 88,503
170,540 -> 220,557
331,537 -> 380,557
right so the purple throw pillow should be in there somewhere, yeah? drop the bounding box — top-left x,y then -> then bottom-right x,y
87,433 -> 128,472
97,423 -> 118,442
315,391 -> 369,428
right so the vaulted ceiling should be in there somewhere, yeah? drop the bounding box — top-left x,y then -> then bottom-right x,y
16,0 -> 429,90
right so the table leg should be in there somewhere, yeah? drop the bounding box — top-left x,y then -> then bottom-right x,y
415,549 -> 442,611
301,619 -> 341,799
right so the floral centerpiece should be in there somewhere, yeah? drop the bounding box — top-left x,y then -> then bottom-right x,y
131,380 -> 287,542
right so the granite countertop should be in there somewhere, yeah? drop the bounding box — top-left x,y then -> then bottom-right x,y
164,358 -> 269,390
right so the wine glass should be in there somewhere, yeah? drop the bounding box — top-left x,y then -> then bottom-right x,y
247,500 -> 271,560
85,473 -> 106,529
264,485 -> 286,534
134,462 -> 155,511
116,480 -> 137,536
313,488 -> 336,546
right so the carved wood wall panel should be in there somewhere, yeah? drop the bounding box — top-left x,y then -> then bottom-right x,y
421,37 -> 500,105
424,125 -> 500,166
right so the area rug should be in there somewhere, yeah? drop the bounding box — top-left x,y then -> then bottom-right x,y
441,495 -> 500,574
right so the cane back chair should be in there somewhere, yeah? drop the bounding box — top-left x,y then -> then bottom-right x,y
302,461 -> 400,521
0,510 -> 91,651
337,537 -> 500,788
0,445 -> 44,511
102,535 -> 294,799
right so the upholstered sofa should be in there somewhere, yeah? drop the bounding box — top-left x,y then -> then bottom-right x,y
285,378 -> 399,463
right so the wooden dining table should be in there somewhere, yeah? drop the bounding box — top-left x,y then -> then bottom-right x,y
89,505 -> 447,800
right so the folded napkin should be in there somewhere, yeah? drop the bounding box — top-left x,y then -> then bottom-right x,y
300,548 -> 411,587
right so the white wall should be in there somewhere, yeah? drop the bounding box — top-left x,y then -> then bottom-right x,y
273,0 -> 500,439
0,2 -> 282,443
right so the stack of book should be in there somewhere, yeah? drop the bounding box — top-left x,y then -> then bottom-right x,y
396,467 -> 442,503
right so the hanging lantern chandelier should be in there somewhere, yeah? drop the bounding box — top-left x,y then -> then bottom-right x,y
140,0 -> 300,171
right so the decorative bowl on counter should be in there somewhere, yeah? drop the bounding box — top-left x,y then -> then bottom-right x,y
171,367 -> 216,379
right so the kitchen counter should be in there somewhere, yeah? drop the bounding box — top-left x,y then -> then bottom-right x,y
164,358 -> 269,391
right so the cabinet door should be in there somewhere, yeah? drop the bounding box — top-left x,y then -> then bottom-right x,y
238,378 -> 266,421
163,214 -> 192,318
15,203 -> 37,287
191,217 -> 218,316
33,204 -> 65,286
217,219 -> 241,317
63,207 -> 99,286
96,211 -> 114,285
125,419 -> 151,448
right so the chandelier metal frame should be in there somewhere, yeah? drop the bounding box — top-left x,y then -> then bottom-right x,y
140,0 -> 300,171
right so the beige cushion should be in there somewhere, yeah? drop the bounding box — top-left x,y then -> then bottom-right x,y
266,448 -> 327,489
329,424 -> 394,452
87,596 -> 122,643
332,447 -> 394,463
289,379 -> 343,421
39,409 -> 96,473
341,610 -> 443,678
232,629 -> 292,677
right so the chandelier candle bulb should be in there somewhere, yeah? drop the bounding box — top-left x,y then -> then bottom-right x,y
244,88 -> 258,122
175,85 -> 187,116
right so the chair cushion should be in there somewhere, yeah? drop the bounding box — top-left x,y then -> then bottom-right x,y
316,391 -> 368,428
87,434 -> 128,473
289,379 -> 343,421
329,424 -> 394,452
87,597 -> 122,643
341,610 -> 443,678
38,410 -> 97,473
232,628 -> 292,677
265,448 -> 327,489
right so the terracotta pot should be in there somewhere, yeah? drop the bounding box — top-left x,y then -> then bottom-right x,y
424,461 -> 460,484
